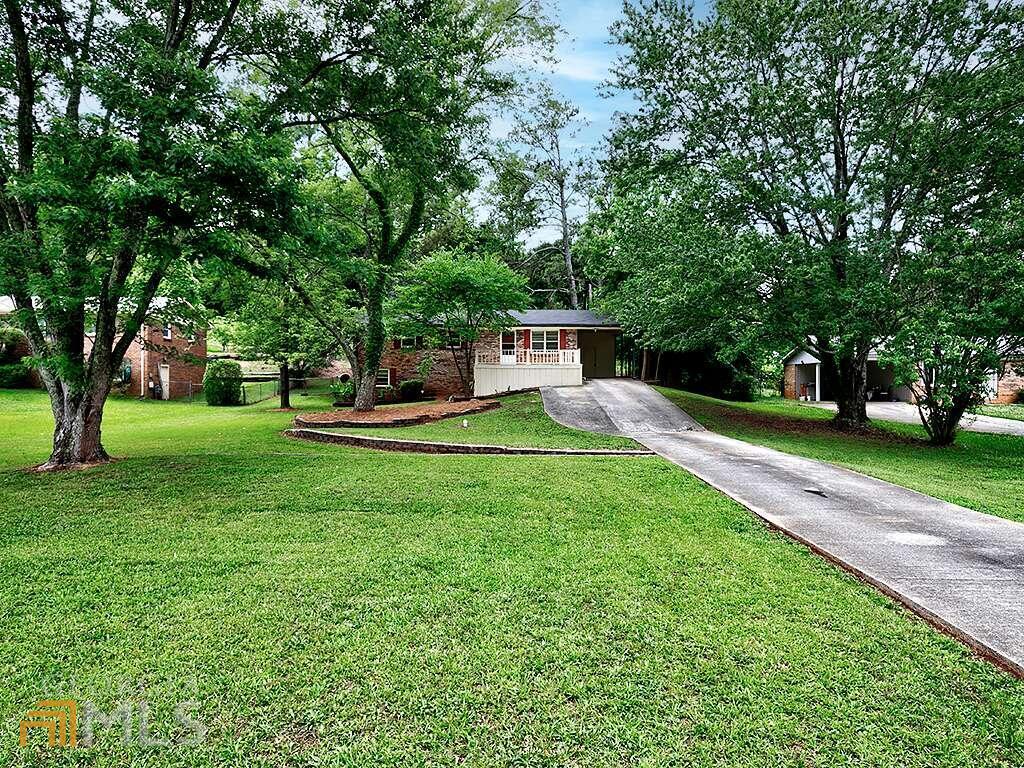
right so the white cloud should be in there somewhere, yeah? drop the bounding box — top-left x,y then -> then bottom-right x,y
547,50 -> 608,82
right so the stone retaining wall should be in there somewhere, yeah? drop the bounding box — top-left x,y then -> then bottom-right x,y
285,429 -> 653,456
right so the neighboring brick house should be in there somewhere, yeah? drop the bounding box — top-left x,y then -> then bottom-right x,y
781,347 -> 1022,405
2,296 -> 206,399
106,322 -> 207,400
328,310 -> 621,398
992,360 -> 1024,404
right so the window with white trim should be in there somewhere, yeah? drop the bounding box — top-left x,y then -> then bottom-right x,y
501,331 -> 515,355
399,337 -> 416,349
375,369 -> 391,387
531,330 -> 559,351
162,324 -> 172,340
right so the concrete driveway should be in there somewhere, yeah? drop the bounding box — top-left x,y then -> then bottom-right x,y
806,400 -> 1024,437
541,379 -> 1024,676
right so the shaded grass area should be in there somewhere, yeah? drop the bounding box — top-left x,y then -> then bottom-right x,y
658,388 -> 1024,524
976,403 -> 1024,422
1,389 -> 1023,765
329,393 -> 639,450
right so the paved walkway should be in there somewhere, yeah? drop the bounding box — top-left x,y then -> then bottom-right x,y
541,379 -> 1024,676
806,400 -> 1024,437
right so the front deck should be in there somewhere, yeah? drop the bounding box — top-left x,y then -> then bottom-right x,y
473,349 -> 583,396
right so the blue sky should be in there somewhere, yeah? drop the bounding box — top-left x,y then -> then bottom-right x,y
535,0 -> 710,156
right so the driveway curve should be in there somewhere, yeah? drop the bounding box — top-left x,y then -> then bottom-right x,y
541,379 -> 1024,677
806,400 -> 1024,437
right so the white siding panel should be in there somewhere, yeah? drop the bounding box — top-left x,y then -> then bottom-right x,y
473,364 -> 583,396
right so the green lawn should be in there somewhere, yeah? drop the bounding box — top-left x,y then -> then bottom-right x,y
1,389 -> 1023,766
330,393 -> 640,450
658,388 -> 1024,524
976,403 -> 1024,422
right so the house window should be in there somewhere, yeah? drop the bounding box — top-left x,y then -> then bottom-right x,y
375,369 -> 391,387
162,324 -> 172,340
446,330 -> 465,349
501,332 -> 515,355
531,330 -> 559,351
399,337 -> 416,350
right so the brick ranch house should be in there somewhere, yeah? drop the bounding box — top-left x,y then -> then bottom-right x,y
1,296 -> 207,400
345,309 -> 620,398
782,347 -> 1023,404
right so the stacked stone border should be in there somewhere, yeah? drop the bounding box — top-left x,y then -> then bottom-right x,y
285,428 -> 654,456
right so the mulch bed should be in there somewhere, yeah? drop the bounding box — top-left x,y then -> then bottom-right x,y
285,428 -> 654,456
690,399 -> 923,446
294,398 -> 501,428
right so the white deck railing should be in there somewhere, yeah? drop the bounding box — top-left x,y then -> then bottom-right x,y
476,349 -> 580,366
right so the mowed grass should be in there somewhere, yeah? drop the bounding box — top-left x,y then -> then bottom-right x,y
658,388 -> 1024,524
976,403 -> 1024,422
330,393 -> 640,450
0,390 -> 1023,766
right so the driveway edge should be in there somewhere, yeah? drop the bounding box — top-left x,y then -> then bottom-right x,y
640,437 -> 1024,680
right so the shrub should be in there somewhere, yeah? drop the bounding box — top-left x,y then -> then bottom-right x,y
398,378 -> 424,401
1016,389 -> 1024,405
0,325 -> 27,363
203,359 -> 243,406
0,362 -> 30,388
330,380 -> 355,404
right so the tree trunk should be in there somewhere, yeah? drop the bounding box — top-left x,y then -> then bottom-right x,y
279,362 -> 291,409
921,393 -> 972,447
352,280 -> 387,412
639,348 -> 650,381
558,178 -> 579,310
39,383 -> 112,470
833,354 -> 869,429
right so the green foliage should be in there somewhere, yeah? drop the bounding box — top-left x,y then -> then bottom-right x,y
203,360 -> 243,407
330,380 -> 356,403
392,251 -> 528,394
223,282 -> 337,372
397,379 -> 424,401
393,252 -> 529,345
605,0 -> 1024,427
0,363 -> 30,388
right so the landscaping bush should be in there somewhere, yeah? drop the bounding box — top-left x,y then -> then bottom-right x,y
0,362 -> 30,388
330,380 -> 355,406
203,359 -> 243,406
398,378 -> 424,401
1016,389 -> 1024,405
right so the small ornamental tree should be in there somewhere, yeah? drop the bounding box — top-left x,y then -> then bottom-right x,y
203,360 -> 243,406
223,285 -> 337,409
392,253 -> 528,396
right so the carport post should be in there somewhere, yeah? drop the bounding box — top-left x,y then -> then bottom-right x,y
815,363 -> 821,402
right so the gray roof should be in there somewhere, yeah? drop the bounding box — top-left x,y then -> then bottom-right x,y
508,309 -> 619,328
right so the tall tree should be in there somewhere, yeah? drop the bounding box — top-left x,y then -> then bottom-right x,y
608,0 -> 1024,428
0,0 -> 299,468
257,0 -> 551,411
509,89 -> 589,309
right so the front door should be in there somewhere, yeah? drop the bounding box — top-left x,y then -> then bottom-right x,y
577,330 -> 616,378
500,331 -> 516,365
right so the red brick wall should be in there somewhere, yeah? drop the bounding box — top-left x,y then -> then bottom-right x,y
141,325 -> 207,399
995,360 -> 1024,404
379,332 -> 500,397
